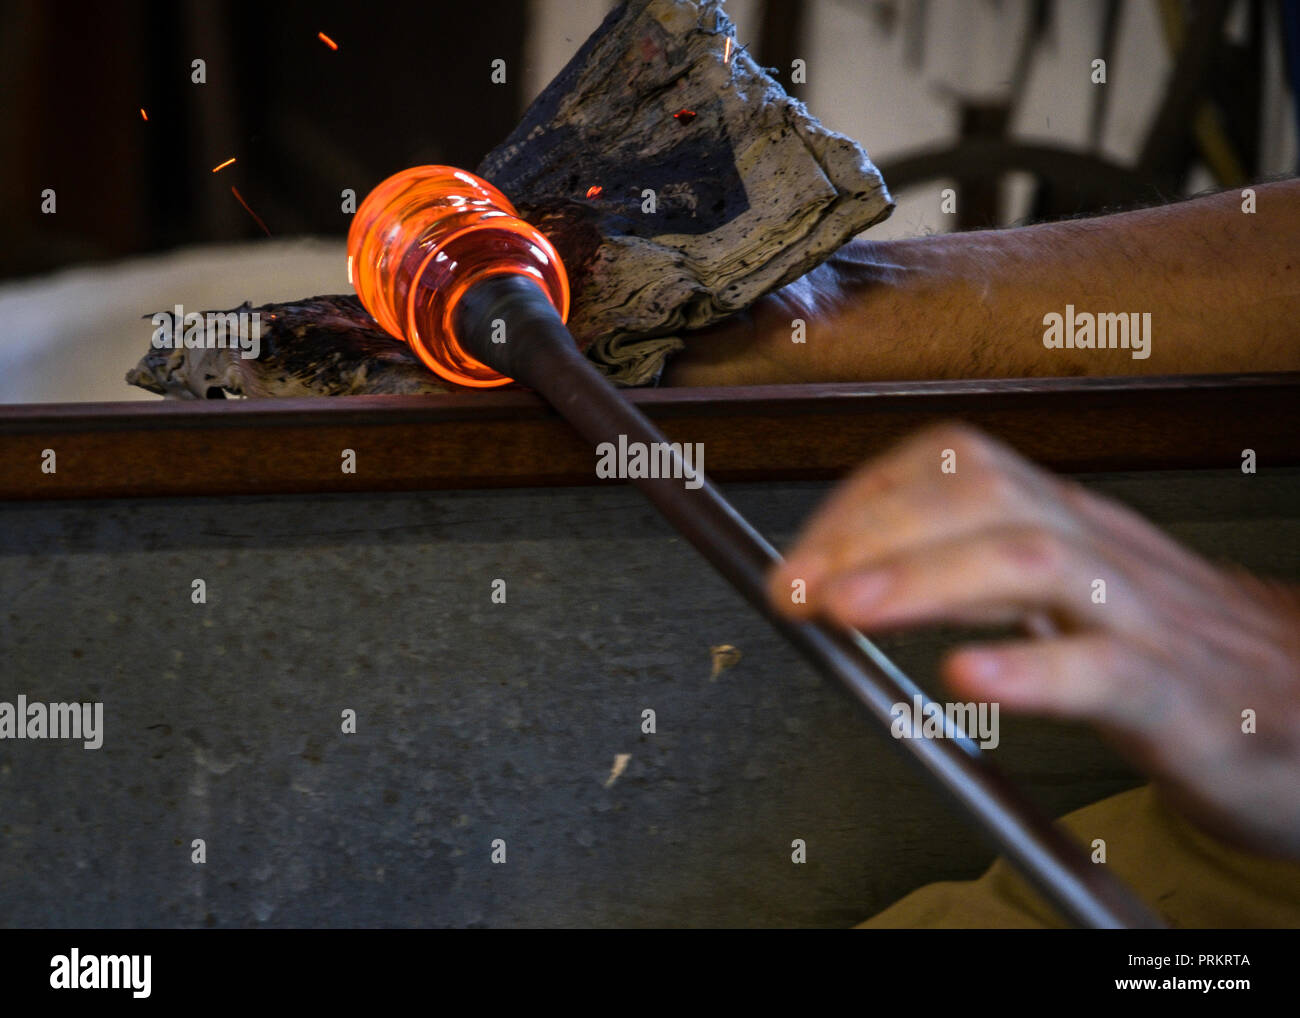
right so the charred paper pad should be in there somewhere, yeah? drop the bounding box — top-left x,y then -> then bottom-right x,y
128,0 -> 891,397
479,0 -> 893,384
126,297 -> 445,399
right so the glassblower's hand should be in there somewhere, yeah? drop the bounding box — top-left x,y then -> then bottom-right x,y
768,423 -> 1300,858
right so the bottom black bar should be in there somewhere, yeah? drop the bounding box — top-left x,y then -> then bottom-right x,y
0,929 -> 1291,1005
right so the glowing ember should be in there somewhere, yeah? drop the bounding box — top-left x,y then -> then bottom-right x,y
348,165 -> 569,389
585,185 -> 602,199
139,108 -> 149,121
211,157 -> 237,174
318,31 -> 338,51
673,109 -> 696,123
230,186 -> 271,237
723,37 -> 732,64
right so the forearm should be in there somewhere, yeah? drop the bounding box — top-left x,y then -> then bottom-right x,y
663,180 -> 1300,385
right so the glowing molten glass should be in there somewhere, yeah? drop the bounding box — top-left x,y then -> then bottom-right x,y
347,165 -> 570,388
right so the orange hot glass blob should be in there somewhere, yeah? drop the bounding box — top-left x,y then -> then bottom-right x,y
347,165 -> 570,388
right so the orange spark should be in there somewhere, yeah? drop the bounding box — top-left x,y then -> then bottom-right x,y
723,37 -> 732,64
212,157 -> 237,174
231,186 -> 271,237
140,108 -> 149,121
318,31 -> 338,50
585,185 -> 602,199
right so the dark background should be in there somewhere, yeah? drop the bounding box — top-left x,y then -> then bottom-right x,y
0,0 -> 543,279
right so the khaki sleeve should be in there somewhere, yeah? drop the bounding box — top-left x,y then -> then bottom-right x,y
859,785 -> 1300,929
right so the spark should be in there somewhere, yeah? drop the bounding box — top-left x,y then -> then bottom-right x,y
723,37 -> 732,64
211,157 -> 237,173
604,754 -> 631,788
140,108 -> 149,121
673,108 -> 696,123
230,186 -> 271,237
709,644 -> 742,680
318,31 -> 338,51
585,184 -> 602,199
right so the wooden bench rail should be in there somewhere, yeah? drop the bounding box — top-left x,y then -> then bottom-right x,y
2,374 -> 1295,500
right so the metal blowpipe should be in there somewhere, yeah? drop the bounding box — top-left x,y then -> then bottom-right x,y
348,165 -> 1164,929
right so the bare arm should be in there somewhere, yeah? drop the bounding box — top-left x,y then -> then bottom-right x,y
662,180 -> 1300,386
